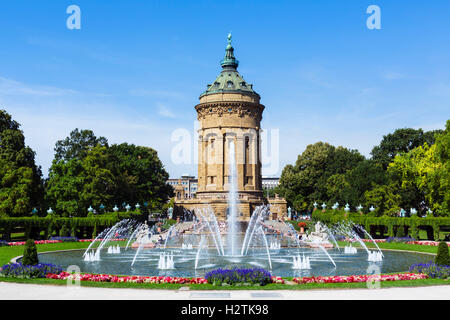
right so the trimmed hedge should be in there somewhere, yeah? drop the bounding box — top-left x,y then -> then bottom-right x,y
0,211 -> 144,241
311,210 -> 450,241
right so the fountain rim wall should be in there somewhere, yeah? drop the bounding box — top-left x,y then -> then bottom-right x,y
12,246 -> 437,265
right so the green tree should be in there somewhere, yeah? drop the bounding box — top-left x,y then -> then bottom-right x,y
346,160 -> 387,205
80,145 -> 115,208
364,184 -> 401,216
0,109 -> 43,217
433,120 -> 450,215
54,128 -> 108,162
371,128 -> 442,169
277,142 -> 364,210
108,143 -> 172,209
387,121 -> 450,216
45,145 -> 115,217
387,147 -> 426,213
45,158 -> 86,217
45,134 -> 172,216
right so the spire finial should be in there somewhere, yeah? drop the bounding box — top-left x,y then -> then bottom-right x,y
221,33 -> 239,69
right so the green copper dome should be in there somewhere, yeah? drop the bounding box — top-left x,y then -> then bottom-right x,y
200,34 -> 259,98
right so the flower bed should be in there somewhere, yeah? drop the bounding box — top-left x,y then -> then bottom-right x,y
42,271 -> 430,286
406,241 -> 450,247
49,236 -> 79,242
386,237 -> 415,243
345,239 -> 450,246
0,263 -> 63,278
6,238 -> 128,246
271,276 -> 285,284
410,262 -> 450,279
361,239 -> 386,243
4,238 -> 448,247
46,272 -> 208,284
77,238 -> 127,243
7,240 -> 62,246
293,273 -> 429,284
205,268 -> 272,286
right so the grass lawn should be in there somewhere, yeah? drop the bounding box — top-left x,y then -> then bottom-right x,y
0,241 -> 447,290
0,274 -> 447,290
335,241 -> 440,254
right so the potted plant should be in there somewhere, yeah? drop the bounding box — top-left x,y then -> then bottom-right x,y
298,222 -> 307,233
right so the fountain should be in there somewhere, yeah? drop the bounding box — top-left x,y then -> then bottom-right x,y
333,221 -> 383,262
301,221 -> 334,248
158,253 -> 175,269
368,250 -> 383,262
131,221 -> 155,248
83,250 -> 100,262
226,140 -> 238,256
292,254 -> 311,269
344,245 -> 357,254
270,241 -> 281,250
40,211 -> 433,277
182,243 -> 193,250
83,219 -> 133,262
74,135 -> 388,276
107,245 -> 121,254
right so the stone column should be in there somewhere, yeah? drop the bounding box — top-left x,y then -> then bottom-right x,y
235,133 -> 245,191
216,130 -> 224,191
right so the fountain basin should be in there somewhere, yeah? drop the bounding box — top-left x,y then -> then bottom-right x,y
37,247 -> 432,278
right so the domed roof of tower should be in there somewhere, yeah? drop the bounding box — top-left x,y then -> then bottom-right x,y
200,34 -> 260,98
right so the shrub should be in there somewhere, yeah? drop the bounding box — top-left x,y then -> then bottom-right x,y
435,241 -> 450,266
0,263 -> 62,278
22,239 -> 38,265
205,267 -> 272,286
410,262 -> 449,279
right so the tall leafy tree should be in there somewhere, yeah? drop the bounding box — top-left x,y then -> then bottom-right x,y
108,143 -> 172,209
54,128 -> 108,162
364,184 -> 401,217
371,128 -> 443,168
277,142 -> 364,211
45,158 -> 85,217
0,109 -> 43,216
388,120 -> 450,216
45,132 -> 172,216
434,120 -> 450,215
325,160 -> 387,207
46,126 -> 116,217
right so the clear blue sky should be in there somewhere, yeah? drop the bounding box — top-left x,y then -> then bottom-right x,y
1,0 -> 449,178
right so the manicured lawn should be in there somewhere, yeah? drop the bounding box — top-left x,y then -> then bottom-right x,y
0,241 -> 128,265
0,274 -> 447,290
0,241 -> 447,290
336,241 -> 440,255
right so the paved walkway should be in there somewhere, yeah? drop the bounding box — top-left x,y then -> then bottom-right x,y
0,282 -> 449,300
